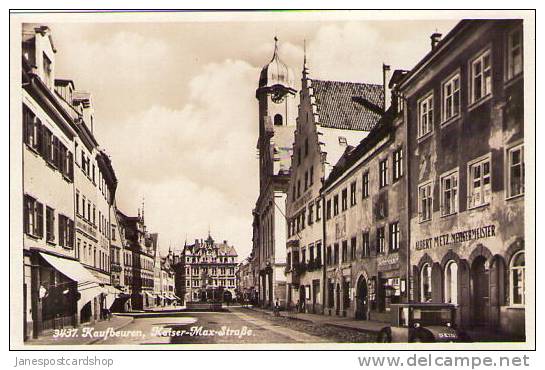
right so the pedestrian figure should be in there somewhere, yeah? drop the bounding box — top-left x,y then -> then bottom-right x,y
274,298 -> 280,317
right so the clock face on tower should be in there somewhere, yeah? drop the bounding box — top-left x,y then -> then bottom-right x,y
271,87 -> 286,104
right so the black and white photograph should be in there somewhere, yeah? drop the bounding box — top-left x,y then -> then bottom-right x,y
9,9 -> 535,351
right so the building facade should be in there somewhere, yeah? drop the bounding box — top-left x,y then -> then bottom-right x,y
399,20 -> 525,338
117,210 -> 157,310
252,38 -> 297,308
21,24 -> 120,339
180,235 -> 238,303
285,59 -> 384,314
321,70 -> 409,321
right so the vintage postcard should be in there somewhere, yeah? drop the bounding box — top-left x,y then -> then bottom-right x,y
9,9 -> 535,351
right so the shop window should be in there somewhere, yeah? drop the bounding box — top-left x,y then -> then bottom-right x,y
507,27 -> 523,80
470,49 -> 492,104
362,171 -> 369,198
468,155 -> 491,208
379,159 -> 388,188
444,260 -> 458,304
383,277 -> 401,312
418,93 -> 434,138
442,74 -> 461,121
393,148 -> 404,182
510,251 -> 525,306
420,264 -> 432,302
418,182 -> 432,222
441,170 -> 459,216
507,144 -> 524,198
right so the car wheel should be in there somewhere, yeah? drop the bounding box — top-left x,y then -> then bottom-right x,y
377,328 -> 392,343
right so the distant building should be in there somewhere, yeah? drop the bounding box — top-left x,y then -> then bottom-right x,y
236,255 -> 258,304
178,235 -> 238,303
117,209 -> 158,310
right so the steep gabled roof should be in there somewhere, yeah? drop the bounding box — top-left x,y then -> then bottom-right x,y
311,79 -> 384,131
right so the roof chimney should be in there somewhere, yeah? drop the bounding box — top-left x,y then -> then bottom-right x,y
430,32 -> 442,50
382,63 -> 391,111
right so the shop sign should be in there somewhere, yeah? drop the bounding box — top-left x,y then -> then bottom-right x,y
415,224 -> 496,251
377,253 -> 399,270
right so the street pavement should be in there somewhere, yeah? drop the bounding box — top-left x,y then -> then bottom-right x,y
96,307 -> 328,345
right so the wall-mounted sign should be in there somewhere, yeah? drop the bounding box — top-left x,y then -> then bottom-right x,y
415,224 -> 496,251
377,253 -> 399,270
335,214 -> 346,240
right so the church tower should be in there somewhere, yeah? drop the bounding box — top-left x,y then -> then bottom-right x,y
255,37 -> 297,190
252,37 -> 296,308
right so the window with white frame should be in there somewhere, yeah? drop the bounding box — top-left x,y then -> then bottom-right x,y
443,74 -> 460,121
468,156 -> 491,208
418,182 -> 432,222
510,251 -> 525,306
389,222 -> 400,251
507,144 -> 524,198
441,170 -> 458,216
421,263 -> 432,302
418,93 -> 433,137
471,49 -> 492,103
507,27 -> 523,80
444,260 -> 458,304
393,148 -> 403,181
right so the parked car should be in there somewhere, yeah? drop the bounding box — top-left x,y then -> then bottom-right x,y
377,303 -> 470,342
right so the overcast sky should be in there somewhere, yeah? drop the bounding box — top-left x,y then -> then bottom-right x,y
47,14 -> 459,259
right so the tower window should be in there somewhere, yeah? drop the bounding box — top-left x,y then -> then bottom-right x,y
274,114 -> 283,126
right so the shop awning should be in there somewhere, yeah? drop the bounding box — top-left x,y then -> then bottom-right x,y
77,285 -> 103,311
40,252 -> 100,287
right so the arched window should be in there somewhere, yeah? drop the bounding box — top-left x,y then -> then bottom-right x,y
510,251 -> 525,306
421,263 -> 432,302
444,260 -> 458,304
274,114 -> 283,126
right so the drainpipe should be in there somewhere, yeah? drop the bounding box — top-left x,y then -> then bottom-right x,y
402,92 -> 412,304
321,179 -> 327,315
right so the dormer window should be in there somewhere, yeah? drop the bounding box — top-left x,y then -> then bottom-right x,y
338,136 -> 347,146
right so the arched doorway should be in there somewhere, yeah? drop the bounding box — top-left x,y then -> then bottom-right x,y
356,276 -> 368,320
471,256 -> 490,326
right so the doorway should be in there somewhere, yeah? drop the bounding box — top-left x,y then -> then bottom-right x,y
356,276 -> 368,320
471,256 -> 490,326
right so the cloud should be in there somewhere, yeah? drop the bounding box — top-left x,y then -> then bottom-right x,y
107,58 -> 260,257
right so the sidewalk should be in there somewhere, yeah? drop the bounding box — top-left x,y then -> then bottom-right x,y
25,314 -> 134,346
245,306 -> 384,335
